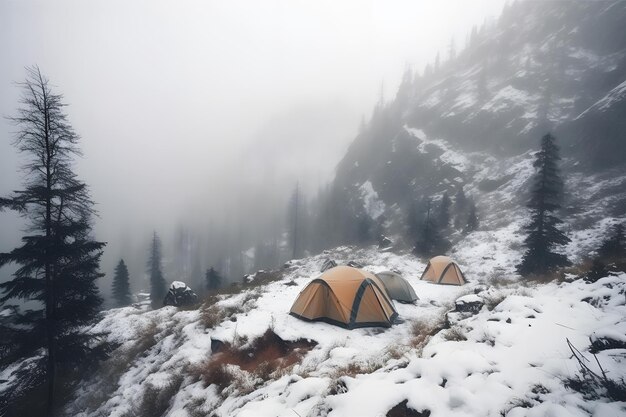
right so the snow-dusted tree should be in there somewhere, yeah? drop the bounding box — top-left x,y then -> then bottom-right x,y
585,258 -> 609,283
517,133 -> 570,276
147,232 -> 167,308
205,267 -> 222,293
477,63 -> 488,102
597,223 -> 625,261
465,199 -> 479,233
414,198 -> 450,257
448,38 -> 457,61
112,259 -> 132,307
587,222 -> 626,280
287,183 -> 308,259
437,192 -> 452,228
0,66 -> 107,416
453,187 -> 468,229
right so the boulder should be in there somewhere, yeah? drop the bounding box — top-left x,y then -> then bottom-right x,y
378,235 -> 393,249
454,294 -> 484,314
163,281 -> 198,307
346,260 -> 364,269
320,258 -> 338,272
446,294 -> 484,326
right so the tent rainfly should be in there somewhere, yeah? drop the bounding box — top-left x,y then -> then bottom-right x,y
420,256 -> 467,285
375,271 -> 419,303
289,266 -> 397,329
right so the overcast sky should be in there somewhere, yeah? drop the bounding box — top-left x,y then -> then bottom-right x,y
0,0 -> 504,284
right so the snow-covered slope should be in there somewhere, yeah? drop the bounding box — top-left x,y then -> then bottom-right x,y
59,236 -> 626,417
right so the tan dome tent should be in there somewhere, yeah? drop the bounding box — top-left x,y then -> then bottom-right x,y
420,256 -> 467,285
289,266 -> 398,329
375,271 -> 418,303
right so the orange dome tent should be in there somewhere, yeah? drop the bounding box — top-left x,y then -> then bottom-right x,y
289,266 -> 397,329
420,256 -> 467,285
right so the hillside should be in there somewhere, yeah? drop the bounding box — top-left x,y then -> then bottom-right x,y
326,0 -> 626,248
48,241 -> 626,417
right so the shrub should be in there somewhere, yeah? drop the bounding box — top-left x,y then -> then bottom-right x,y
408,316 -> 447,355
565,338 -> 626,401
132,374 -> 184,417
443,326 -> 467,342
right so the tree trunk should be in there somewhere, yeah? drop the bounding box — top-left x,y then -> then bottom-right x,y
42,78 -> 56,417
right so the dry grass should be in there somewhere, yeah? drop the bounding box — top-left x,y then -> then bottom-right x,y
199,288 -> 263,330
563,258 -> 593,279
75,320 -> 161,414
407,315 -> 447,356
524,270 -> 567,283
443,326 -> 468,342
199,302 -> 247,329
329,359 -> 383,379
514,287 -> 533,297
478,330 -> 496,347
123,374 -> 184,417
204,270 -> 285,300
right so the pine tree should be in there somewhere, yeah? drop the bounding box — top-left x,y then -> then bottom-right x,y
448,38 -> 457,61
112,259 -> 132,307
287,183 -> 304,259
414,198 -> 450,257
453,187 -> 468,229
465,199 -> 479,233
585,258 -> 609,283
148,232 -> 167,308
517,133 -> 570,276
205,267 -> 222,293
406,200 -> 421,240
597,223 -> 626,261
437,192 -> 452,228
589,223 -> 626,278
0,66 -> 107,416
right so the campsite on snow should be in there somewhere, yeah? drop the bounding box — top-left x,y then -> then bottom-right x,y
1,1 -> 626,416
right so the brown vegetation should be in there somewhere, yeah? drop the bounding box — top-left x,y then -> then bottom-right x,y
408,315 -> 447,355
190,329 -> 317,395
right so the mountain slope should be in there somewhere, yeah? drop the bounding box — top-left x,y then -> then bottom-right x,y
326,0 -> 626,249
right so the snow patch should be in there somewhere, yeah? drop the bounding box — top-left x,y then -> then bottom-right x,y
360,181 -> 386,220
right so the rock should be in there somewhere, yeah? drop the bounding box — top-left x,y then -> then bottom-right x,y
320,258 -> 338,272
378,235 -> 393,249
454,294 -> 484,314
346,260 -> 364,269
163,281 -> 198,307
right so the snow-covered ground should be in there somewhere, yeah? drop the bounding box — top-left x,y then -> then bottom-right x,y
62,239 -> 626,417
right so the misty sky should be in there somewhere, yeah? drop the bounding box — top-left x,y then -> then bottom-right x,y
0,0 -> 503,287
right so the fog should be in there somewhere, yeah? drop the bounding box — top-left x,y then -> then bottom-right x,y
0,0 -> 503,298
